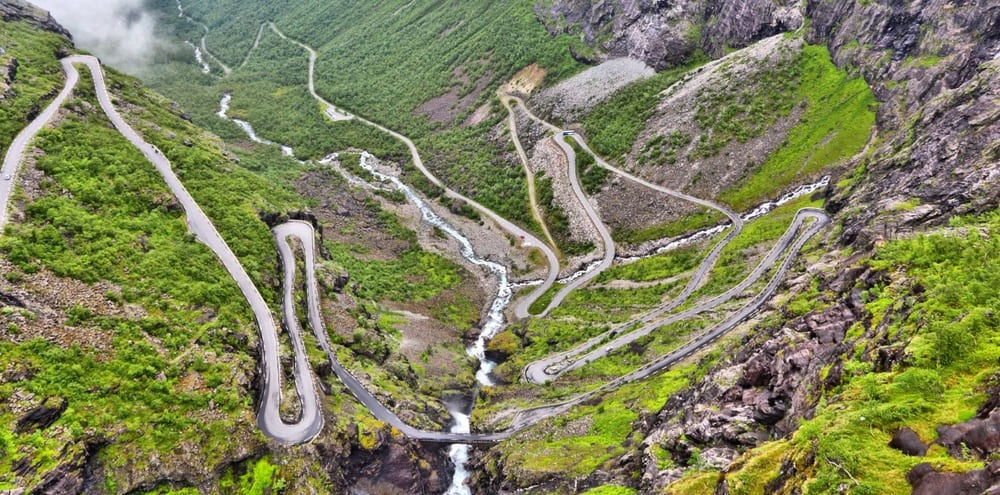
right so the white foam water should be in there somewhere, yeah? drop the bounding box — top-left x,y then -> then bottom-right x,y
217,94 -> 295,157
444,407 -> 472,495
185,41 -> 211,74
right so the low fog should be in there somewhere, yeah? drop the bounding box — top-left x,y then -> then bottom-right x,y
31,0 -> 162,73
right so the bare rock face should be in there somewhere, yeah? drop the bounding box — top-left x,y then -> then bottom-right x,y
0,0 -> 71,38
28,438 -> 104,495
813,0 -> 1000,246
935,401 -> 1000,460
634,292 -> 863,493
342,432 -> 450,495
534,0 -> 802,69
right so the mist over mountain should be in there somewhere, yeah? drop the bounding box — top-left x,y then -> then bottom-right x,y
30,0 -> 160,71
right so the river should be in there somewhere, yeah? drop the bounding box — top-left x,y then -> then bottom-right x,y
356,153 -> 510,494
217,94 -> 294,157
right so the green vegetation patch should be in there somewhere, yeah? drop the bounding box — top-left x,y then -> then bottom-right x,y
722,209 -> 1000,494
326,242 -> 464,303
218,457 -> 288,494
536,172 -> 594,256
527,281 -> 562,316
498,364 -> 696,478
596,246 -> 702,284
719,44 -> 876,210
0,89 -> 273,488
221,28 -> 407,160
0,22 -> 71,149
413,123 -> 539,232
581,485 -> 637,495
568,139 -> 610,195
613,210 -> 724,246
692,196 -> 823,300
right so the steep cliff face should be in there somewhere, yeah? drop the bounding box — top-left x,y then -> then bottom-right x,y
534,0 -> 802,69
808,0 -> 1000,245
0,0 -> 69,38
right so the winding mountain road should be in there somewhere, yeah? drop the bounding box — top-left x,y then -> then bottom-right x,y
174,21 -> 833,441
538,133 -> 617,315
267,23 -> 352,122
0,59 -> 77,233
0,55 -> 323,445
502,96 -> 745,318
272,206 -> 826,441
0,51 -> 832,446
267,24 -> 560,320
176,0 -> 231,76
238,23 -> 267,70
508,208 -> 828,428
524,205 -> 815,383
501,97 -> 758,380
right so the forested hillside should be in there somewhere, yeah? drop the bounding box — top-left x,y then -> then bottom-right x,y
145,0 -> 584,234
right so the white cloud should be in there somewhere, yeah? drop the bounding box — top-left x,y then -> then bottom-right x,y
31,0 -> 162,72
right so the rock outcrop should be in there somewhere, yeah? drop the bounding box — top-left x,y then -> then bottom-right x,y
0,0 -> 70,38
935,399 -> 1000,460
15,397 -> 67,433
534,0 -> 802,69
814,0 -> 1000,247
634,280 -> 864,493
889,427 -> 929,457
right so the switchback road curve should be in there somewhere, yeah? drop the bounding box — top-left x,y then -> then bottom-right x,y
0,55 -> 322,445
271,208 -> 827,441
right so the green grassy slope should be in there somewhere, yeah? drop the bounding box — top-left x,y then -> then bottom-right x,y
0,22 -> 71,149
0,60 -> 301,490
582,41 -> 875,213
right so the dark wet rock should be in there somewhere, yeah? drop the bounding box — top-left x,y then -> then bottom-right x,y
332,273 -> 350,293
0,289 -> 24,308
936,409 -> 1000,459
824,265 -> 865,293
15,397 -> 67,433
343,432 -> 449,495
889,427 -> 928,456
823,359 -> 844,389
738,355 -> 772,387
28,438 -> 104,495
257,210 -> 289,227
908,461 -> 1000,495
